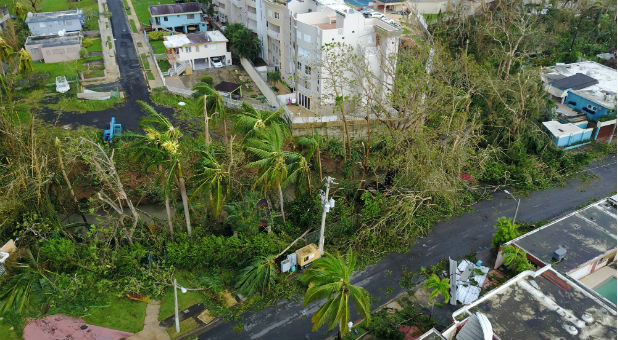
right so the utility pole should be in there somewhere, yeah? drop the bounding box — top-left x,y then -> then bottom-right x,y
318,177 -> 336,256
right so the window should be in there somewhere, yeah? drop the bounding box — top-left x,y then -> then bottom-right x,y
195,45 -> 199,52
297,61 -> 301,71
304,34 -> 311,43
210,44 -> 216,49
185,46 -> 192,53
187,14 -> 195,19
296,31 -> 301,39
163,16 -> 168,21
305,66 -> 311,75
274,12 -> 279,19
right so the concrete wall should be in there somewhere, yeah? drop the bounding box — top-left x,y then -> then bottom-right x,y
240,57 -> 280,109
565,92 -> 609,121
175,42 -> 231,65
27,43 -> 81,63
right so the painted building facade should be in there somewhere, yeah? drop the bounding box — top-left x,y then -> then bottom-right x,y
163,31 -> 231,73
149,2 -> 207,33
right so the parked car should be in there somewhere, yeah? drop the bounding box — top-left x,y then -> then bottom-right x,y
370,12 -> 385,18
211,57 -> 223,68
396,11 -> 409,15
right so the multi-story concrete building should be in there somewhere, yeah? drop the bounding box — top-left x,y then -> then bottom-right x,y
163,30 -> 232,74
214,0 -> 400,116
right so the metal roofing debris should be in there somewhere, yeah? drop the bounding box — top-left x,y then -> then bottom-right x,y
149,2 -> 201,16
454,260 -> 489,305
551,73 -> 599,90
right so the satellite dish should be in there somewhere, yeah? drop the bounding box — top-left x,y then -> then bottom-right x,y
58,29 -> 66,36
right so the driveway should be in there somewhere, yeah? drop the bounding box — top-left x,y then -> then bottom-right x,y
198,154 -> 617,339
38,0 -> 172,131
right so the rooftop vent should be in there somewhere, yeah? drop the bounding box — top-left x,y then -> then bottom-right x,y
582,313 -> 594,324
553,247 -> 567,262
563,323 -> 578,336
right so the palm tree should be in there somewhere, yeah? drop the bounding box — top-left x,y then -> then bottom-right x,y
297,132 -> 325,182
235,102 -> 288,140
17,49 -> 33,76
193,82 -> 227,144
235,255 -> 277,295
423,273 -> 450,316
284,152 -> 312,194
191,147 -> 229,219
244,125 -> 295,223
137,101 -> 193,237
501,245 -> 533,273
300,251 -> 371,339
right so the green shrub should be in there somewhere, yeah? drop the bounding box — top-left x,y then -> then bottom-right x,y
40,237 -> 76,271
79,48 -> 88,58
82,38 -> 93,48
148,30 -> 169,41
267,71 -> 281,82
492,217 -> 520,248
200,76 -> 213,86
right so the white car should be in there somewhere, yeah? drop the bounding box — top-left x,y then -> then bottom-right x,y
370,12 -> 385,18
211,57 -> 223,68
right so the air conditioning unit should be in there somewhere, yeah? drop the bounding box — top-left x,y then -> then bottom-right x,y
553,247 -> 567,262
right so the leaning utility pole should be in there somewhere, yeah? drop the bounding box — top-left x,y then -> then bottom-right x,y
318,177 -> 336,255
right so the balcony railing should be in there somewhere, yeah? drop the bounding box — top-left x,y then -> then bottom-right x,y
248,12 -> 257,20
267,28 -> 280,39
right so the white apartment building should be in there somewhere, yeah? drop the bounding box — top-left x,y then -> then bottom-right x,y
214,0 -> 401,115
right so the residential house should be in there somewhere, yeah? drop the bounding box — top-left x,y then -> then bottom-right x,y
149,2 -> 207,33
541,120 -> 594,149
25,10 -> 84,36
25,32 -> 82,63
543,61 -> 617,121
163,30 -> 231,74
0,6 -> 10,32
495,196 -> 617,303
442,266 -> 617,340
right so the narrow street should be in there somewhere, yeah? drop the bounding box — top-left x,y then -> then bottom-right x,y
198,155 -> 617,340
38,0 -> 171,131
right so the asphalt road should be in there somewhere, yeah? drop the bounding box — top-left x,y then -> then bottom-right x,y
38,0 -> 171,131
198,154 -> 617,340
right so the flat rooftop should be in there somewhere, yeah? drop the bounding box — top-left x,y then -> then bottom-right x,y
25,9 -> 82,22
545,61 -> 617,108
25,32 -> 82,47
542,120 -> 590,138
163,31 -> 226,48
510,197 -> 617,274
149,2 -> 201,16
457,268 -> 617,340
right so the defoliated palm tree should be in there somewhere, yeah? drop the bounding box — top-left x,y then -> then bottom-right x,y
423,273 -> 450,316
235,255 -> 277,296
17,49 -> 33,76
235,102 -> 288,140
244,125 -> 295,223
300,251 -> 371,339
190,147 -> 229,219
296,132 -> 325,182
193,82 -> 227,144
137,101 -> 193,237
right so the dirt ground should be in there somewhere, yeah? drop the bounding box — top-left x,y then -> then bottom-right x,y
173,66 -> 267,107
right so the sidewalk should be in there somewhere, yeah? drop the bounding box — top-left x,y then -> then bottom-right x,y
128,301 -> 170,340
88,0 -> 120,85
124,0 -> 165,89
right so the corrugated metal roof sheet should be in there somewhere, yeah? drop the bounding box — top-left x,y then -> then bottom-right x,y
149,2 -> 201,16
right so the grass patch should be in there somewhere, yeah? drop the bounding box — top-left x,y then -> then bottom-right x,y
46,95 -> 123,113
83,297 -> 148,333
166,317 -> 199,339
140,53 -> 151,70
33,60 -> 81,80
133,0 -> 175,26
39,0 -> 100,30
0,320 -> 20,340
158,59 -> 170,71
158,273 -> 205,321
86,39 -> 103,53
151,87 -> 185,108
129,18 -> 138,33
150,40 -> 167,54
402,27 -> 411,35
146,70 -> 155,80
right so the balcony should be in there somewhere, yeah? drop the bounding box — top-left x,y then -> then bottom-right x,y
267,28 -> 280,39
248,11 -> 257,20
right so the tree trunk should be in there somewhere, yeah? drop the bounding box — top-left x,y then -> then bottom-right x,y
277,184 -> 286,223
316,146 -> 323,182
56,139 -> 88,223
177,164 -> 192,237
159,164 -> 175,239
204,95 -> 210,146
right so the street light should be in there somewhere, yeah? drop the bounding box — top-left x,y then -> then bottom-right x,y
504,190 -> 520,224
173,279 -> 186,333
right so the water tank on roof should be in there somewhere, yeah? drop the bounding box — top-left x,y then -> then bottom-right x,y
553,247 -> 567,262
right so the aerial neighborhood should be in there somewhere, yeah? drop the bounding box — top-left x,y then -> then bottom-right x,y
0,0 -> 615,340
